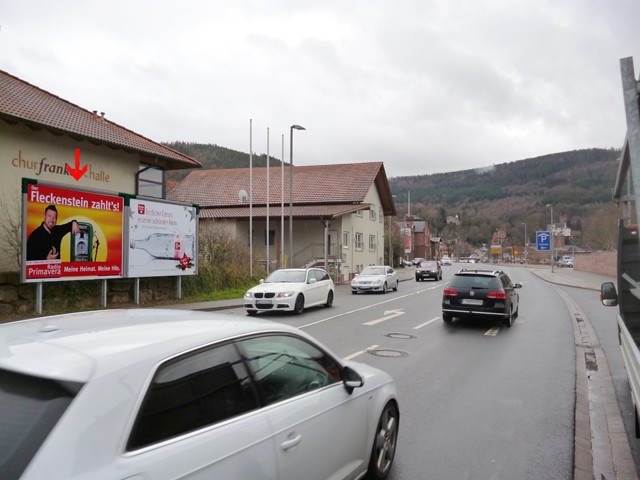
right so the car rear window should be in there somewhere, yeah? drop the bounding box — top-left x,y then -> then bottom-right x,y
0,369 -> 81,480
450,275 -> 501,289
421,262 -> 437,268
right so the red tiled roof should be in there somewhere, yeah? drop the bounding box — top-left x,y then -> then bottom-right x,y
199,203 -> 371,219
169,162 -> 392,208
0,69 -> 200,170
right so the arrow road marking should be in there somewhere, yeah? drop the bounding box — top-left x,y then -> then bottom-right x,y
363,309 -> 405,326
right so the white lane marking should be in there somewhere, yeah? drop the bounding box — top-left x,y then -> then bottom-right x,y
299,289 -> 432,329
344,344 -> 379,360
484,326 -> 501,336
363,309 -> 405,326
413,317 -> 441,329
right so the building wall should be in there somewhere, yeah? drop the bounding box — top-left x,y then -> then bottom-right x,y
1,121 -> 140,272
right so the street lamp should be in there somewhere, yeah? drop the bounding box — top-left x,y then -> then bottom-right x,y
289,124 -> 306,264
546,204 -> 554,273
521,222 -> 527,265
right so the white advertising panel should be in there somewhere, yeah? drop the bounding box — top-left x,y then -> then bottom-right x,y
127,197 -> 198,277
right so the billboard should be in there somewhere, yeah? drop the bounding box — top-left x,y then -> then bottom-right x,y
127,197 -> 198,277
22,180 -> 124,282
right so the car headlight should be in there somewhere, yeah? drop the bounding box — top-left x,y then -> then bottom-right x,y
244,291 -> 253,299
276,291 -> 295,298
374,279 -> 383,286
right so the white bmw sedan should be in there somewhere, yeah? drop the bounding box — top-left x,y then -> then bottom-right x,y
244,268 -> 334,315
351,265 -> 399,294
1,309 -> 399,480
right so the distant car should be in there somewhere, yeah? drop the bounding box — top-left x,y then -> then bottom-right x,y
244,268 -> 334,315
441,256 -> 453,266
416,261 -> 442,281
0,309 -> 399,480
411,257 -> 426,266
561,256 -> 574,268
352,265 -> 399,294
442,268 -> 522,327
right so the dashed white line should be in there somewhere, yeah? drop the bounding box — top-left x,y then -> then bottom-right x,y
413,317 -> 441,329
344,344 -> 379,360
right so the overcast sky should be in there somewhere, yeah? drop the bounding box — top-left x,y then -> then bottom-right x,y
2,1 -> 640,178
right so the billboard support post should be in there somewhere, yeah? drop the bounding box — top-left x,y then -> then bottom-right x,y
134,278 -> 140,305
101,280 -> 107,307
35,282 -> 42,314
176,276 -> 182,300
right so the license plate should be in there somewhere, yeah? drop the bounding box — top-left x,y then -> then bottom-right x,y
256,299 -> 272,305
461,298 -> 483,306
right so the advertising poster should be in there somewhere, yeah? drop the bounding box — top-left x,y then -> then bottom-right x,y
22,181 -> 124,282
127,198 -> 198,278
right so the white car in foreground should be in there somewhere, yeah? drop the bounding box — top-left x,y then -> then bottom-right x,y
1,309 -> 399,480
351,265 -> 399,294
244,268 -> 334,315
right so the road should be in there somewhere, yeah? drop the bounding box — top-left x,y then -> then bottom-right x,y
223,265 -> 635,479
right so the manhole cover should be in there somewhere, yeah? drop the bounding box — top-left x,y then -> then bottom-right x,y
368,349 -> 409,358
385,333 -> 416,340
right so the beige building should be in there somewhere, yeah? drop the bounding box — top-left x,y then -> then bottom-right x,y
168,162 -> 397,282
0,69 -> 200,273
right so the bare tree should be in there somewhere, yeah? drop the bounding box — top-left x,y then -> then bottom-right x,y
0,194 -> 23,270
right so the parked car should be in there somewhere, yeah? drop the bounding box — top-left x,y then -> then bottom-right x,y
442,268 -> 522,327
0,309 -> 399,480
244,268 -> 334,315
441,256 -> 453,266
561,256 -> 574,268
352,265 -> 399,294
411,257 -> 426,266
415,261 -> 442,281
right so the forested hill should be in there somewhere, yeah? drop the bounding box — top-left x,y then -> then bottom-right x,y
389,148 -> 619,210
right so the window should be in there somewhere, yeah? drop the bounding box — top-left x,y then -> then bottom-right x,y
355,210 -> 363,217
137,165 -> 164,198
355,233 -> 364,251
312,269 -> 330,281
379,207 -> 383,223
128,343 -> 258,450
343,231 -> 350,249
369,235 -> 376,251
369,210 -> 376,221
239,335 -> 341,405
264,229 -> 275,246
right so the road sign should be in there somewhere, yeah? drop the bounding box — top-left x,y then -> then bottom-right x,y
537,231 -> 551,251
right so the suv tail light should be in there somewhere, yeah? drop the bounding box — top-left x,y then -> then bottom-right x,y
486,291 -> 506,300
443,287 -> 458,297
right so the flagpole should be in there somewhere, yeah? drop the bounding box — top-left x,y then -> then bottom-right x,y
249,119 -> 253,276
266,127 -> 270,274
281,133 -> 285,268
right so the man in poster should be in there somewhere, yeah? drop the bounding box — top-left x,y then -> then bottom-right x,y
26,204 -> 79,261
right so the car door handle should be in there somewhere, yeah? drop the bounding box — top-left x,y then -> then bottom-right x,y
280,433 -> 302,451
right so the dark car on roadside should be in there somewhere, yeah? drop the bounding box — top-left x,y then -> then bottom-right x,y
415,261 -> 442,281
411,257 -> 426,266
441,268 -> 522,327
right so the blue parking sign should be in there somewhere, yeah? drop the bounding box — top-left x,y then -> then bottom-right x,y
537,231 -> 551,251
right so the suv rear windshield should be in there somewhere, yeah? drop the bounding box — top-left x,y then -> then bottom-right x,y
0,369 -> 81,480
450,275 -> 501,289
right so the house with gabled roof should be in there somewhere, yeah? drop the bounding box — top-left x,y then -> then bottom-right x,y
168,162 -> 397,282
0,69 -> 200,272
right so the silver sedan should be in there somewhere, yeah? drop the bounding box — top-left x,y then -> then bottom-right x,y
351,265 -> 399,294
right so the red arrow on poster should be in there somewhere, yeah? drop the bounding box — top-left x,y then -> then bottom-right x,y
66,148 -> 87,181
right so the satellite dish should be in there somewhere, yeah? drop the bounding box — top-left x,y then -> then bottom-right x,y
239,189 -> 248,203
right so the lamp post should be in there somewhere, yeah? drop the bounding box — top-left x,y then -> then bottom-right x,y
521,222 -> 527,265
546,204 -> 554,273
289,124 -> 306,265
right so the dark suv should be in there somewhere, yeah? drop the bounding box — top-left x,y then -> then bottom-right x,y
416,261 -> 442,281
441,269 -> 522,327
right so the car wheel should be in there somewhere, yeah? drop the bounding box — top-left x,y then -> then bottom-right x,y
442,313 -> 452,323
393,280 -> 398,291
365,401 -> 399,480
504,309 -> 513,328
246,310 -> 257,316
382,282 -> 388,293
352,290 -> 357,295
294,294 -> 305,314
415,277 -> 420,282
325,290 -> 334,307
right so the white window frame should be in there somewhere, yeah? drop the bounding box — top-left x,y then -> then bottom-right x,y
355,232 -> 364,251
369,235 -> 376,251
343,231 -> 350,249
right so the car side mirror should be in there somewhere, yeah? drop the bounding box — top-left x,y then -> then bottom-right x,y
342,365 -> 364,394
514,283 -> 522,289
308,278 -> 317,284
600,282 -> 618,306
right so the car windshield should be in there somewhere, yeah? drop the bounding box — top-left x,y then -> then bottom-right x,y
265,270 -> 306,283
420,262 -> 437,268
0,369 -> 82,480
360,267 -> 386,276
450,275 -> 501,289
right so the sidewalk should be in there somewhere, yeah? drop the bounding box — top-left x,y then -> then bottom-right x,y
521,264 -> 614,291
